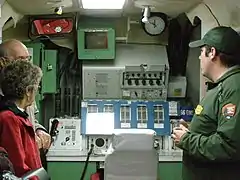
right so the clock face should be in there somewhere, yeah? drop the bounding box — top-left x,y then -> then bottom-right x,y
144,16 -> 166,36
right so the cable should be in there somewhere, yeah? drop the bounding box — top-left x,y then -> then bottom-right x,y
203,3 -> 221,26
80,144 -> 94,180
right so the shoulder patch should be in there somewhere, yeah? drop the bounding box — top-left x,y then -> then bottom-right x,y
195,105 -> 203,115
222,103 -> 236,119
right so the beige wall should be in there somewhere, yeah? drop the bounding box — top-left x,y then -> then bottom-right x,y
2,15 -> 201,106
186,0 -> 240,100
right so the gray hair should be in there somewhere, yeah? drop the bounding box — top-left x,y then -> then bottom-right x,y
1,59 -> 42,100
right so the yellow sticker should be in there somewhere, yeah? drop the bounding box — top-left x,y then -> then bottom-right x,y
195,105 -> 203,115
174,89 -> 182,96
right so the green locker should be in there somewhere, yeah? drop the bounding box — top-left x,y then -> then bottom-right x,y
25,42 -> 57,93
24,43 -> 43,64
24,42 -> 57,124
25,42 -> 44,122
42,50 -> 57,94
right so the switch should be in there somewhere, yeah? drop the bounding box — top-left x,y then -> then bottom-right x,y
149,79 -> 154,86
142,80 -> 146,85
127,79 -> 132,85
135,79 -> 139,86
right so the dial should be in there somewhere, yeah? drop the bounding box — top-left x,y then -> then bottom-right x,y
143,16 -> 166,36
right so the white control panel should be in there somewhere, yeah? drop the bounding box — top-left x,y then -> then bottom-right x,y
47,117 -> 183,161
47,117 -> 83,157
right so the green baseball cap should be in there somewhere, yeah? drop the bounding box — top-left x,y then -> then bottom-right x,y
189,26 -> 240,55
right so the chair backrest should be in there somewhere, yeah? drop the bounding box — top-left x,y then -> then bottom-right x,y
104,129 -> 159,180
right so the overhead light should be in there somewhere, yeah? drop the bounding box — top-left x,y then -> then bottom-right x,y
82,0 -> 126,9
142,6 -> 150,23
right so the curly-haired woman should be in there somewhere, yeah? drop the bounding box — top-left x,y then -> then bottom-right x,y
0,59 -> 42,177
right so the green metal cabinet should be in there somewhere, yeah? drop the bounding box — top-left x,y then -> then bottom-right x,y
24,42 -> 43,65
159,162 -> 182,180
24,42 -> 44,122
48,162 -> 96,180
25,42 -> 57,94
47,162 -> 182,180
42,50 -> 57,94
24,42 -> 58,124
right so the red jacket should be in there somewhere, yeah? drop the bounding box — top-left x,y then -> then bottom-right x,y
0,101 -> 42,177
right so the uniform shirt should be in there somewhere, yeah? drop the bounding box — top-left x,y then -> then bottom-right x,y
0,101 -> 42,177
178,66 -> 240,180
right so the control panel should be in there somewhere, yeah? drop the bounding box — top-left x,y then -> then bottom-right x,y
47,117 -> 83,156
87,136 -> 112,155
81,100 -> 170,136
121,64 -> 169,100
158,119 -> 182,156
47,102 -> 183,161
168,101 -> 180,116
83,67 -> 123,99
82,64 -> 169,100
46,117 -> 184,161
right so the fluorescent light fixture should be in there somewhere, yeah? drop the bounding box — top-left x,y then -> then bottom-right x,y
82,0 -> 126,9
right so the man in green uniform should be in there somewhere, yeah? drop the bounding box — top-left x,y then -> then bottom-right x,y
172,26 -> 240,180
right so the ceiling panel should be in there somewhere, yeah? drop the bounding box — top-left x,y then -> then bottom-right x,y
134,0 -> 202,17
7,0 -> 201,17
7,0 -> 73,15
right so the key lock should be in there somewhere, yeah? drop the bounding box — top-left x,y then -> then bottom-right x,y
47,64 -> 53,71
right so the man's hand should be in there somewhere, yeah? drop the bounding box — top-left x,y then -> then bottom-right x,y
172,124 -> 189,145
36,129 -> 51,150
179,119 -> 189,128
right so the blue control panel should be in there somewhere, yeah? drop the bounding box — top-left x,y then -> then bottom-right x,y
81,100 -> 170,136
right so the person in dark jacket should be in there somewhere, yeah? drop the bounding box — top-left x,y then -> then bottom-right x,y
172,26 -> 240,180
0,59 -> 42,178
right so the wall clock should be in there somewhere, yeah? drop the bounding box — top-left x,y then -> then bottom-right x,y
142,13 -> 167,36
